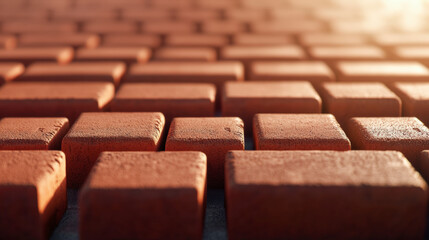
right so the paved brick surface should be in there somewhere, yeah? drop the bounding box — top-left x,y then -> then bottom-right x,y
0,62 -> 24,85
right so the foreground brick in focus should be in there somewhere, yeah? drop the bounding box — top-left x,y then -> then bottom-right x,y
226,150 -> 427,240
0,151 -> 67,240
0,118 -> 69,150
111,83 -> 215,122
320,82 -> 401,127
391,83 -> 429,126
0,47 -> 74,65
254,114 -> 350,150
62,112 -> 165,188
0,62 -> 24,85
166,117 -> 244,188
347,117 -> 429,170
0,82 -> 114,122
79,151 -> 206,240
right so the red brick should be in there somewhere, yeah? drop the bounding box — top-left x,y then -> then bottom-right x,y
142,21 -> 197,34
201,21 -> 246,34
347,117 -> 429,169
254,114 -> 350,150
309,46 -> 385,61
225,9 -> 266,21
222,81 -> 321,131
62,112 -> 165,188
232,34 -> 293,46
390,83 -> 429,126
336,61 -> 429,84
153,47 -> 216,62
0,82 -> 114,122
18,34 -> 100,49
165,117 -> 244,187
269,8 -> 309,19
1,21 -> 77,33
51,10 -> 116,22
226,150 -> 427,240
75,47 -> 150,64
0,35 -> 17,49
18,62 -> 125,86
0,47 -> 73,65
111,83 -> 215,122
79,151 -> 206,240
165,34 -> 228,48
299,33 -> 368,46
175,9 -> 220,21
0,151 -> 67,240
0,62 -> 24,85
249,61 -> 334,85
0,118 -> 69,150
82,21 -> 138,34
127,62 -> 244,89
251,20 -> 324,34
122,9 -> 172,21
220,45 -> 306,64
374,34 -> 429,46
320,82 -> 401,127
102,34 -> 161,48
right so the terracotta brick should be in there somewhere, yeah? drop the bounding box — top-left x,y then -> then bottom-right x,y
225,9 -> 266,21
249,61 -> 334,85
299,33 -> 368,46
1,21 -> 77,33
165,34 -> 228,48
150,0 -> 193,9
75,47 -> 150,64
390,83 -> 429,126
142,21 -> 197,34
320,82 -> 401,128
18,34 -> 100,49
0,35 -> 17,49
196,0 -> 237,9
220,45 -> 306,64
309,46 -> 385,62
254,114 -> 350,150
336,61 -> 429,84
18,62 -> 125,86
127,62 -> 244,89
269,8 -> 309,19
226,150 -> 427,240
232,34 -> 293,46
0,47 -> 73,65
0,82 -> 114,122
222,81 -> 321,132
201,21 -> 246,34
102,34 -> 161,48
79,151 -> 206,240
111,83 -> 215,122
153,47 -> 216,62
122,9 -> 172,21
175,9 -> 220,21
251,20 -> 324,34
347,117 -> 429,170
82,21 -> 138,34
374,34 -> 429,46
51,10 -> 117,22
62,112 -> 165,188
0,62 -> 24,85
0,151 -> 67,240
0,117 -> 69,150
394,47 -> 429,66
165,117 -> 244,187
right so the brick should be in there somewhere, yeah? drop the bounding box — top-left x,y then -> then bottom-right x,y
394,47 -> 429,66
82,21 -> 138,34
102,34 -> 161,48
51,10 -> 116,22
390,83 -> 429,126
254,114 -> 350,150
165,117 -> 244,187
18,62 -> 126,86
232,34 -> 293,46
225,9 -> 266,21
111,83 -> 215,122
153,47 -> 216,62
62,112 -> 165,188
122,9 -> 172,21
220,46 -> 306,65
309,46 -> 385,61
225,150 -> 427,240
0,151 -> 67,240
0,35 -> 17,49
201,21 -> 246,34
79,151 -> 206,240
249,61 -> 334,85
222,81 -> 321,131
165,34 -> 228,48
347,117 -> 429,169
320,82 -> 401,128
251,20 -> 324,34
75,47 -> 150,64
0,62 -> 24,85
0,118 -> 69,150
0,82 -> 114,122
373,34 -> 429,46
142,21 -> 197,34
0,47 -> 73,65
127,62 -> 244,89
175,9 -> 220,21
1,21 -> 77,33
420,150 -> 429,185
336,61 -> 429,84
330,20 -> 390,34
269,8 -> 309,19
18,34 -> 100,49
299,33 -> 368,46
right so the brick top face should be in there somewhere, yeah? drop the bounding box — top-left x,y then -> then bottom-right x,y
393,83 -> 429,100
226,150 -> 426,188
322,82 -> 399,99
